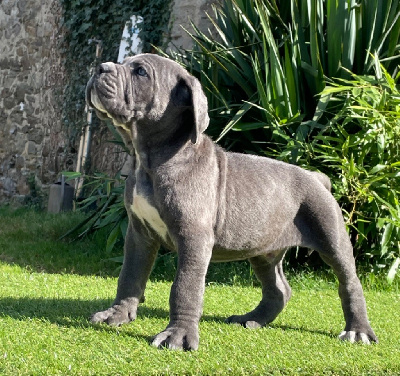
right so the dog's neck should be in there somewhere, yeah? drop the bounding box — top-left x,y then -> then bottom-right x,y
133,135 -> 203,174
128,111 -> 199,172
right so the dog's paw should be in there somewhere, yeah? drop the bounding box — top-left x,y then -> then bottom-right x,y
225,314 -> 265,329
151,324 -> 199,351
338,330 -> 378,344
90,300 -> 138,326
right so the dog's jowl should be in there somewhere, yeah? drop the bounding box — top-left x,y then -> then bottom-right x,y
86,54 -> 377,350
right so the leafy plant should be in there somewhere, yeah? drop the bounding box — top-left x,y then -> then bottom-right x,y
22,174 -> 45,210
311,61 -> 400,282
62,171 -> 127,255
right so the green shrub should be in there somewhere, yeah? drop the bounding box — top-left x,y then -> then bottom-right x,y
312,62 -> 400,281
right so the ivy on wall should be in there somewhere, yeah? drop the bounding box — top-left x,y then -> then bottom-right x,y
137,0 -> 173,53
59,0 -> 172,145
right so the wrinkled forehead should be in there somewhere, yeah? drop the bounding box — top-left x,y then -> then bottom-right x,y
121,54 -> 187,76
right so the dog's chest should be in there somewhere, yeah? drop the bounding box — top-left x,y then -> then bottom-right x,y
131,187 -> 168,241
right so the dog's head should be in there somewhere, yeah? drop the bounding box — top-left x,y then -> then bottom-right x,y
86,54 -> 209,145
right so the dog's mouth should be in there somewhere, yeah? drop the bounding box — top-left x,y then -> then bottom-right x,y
86,85 -> 110,120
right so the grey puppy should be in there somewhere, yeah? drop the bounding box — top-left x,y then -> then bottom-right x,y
86,54 -> 377,350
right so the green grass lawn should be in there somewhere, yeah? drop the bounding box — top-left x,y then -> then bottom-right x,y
0,207 -> 399,375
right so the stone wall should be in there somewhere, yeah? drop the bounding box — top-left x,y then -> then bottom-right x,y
0,0 -> 72,203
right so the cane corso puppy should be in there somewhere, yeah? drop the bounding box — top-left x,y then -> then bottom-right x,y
86,54 -> 377,350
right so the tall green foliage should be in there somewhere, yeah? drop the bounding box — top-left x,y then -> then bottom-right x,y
168,0 -> 400,153
166,0 -> 400,278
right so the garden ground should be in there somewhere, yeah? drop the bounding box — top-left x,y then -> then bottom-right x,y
0,207 -> 399,375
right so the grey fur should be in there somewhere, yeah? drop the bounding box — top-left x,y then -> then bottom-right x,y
86,54 -> 377,350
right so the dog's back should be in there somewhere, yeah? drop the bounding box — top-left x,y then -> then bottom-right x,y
212,149 -> 334,259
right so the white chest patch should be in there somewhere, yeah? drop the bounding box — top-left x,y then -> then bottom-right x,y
131,190 -> 168,241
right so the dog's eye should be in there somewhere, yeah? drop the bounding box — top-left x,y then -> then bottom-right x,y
135,67 -> 148,77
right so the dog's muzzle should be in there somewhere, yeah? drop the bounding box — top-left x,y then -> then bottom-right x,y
86,62 -> 136,127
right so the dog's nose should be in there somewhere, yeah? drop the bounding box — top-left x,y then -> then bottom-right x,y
97,63 -> 111,75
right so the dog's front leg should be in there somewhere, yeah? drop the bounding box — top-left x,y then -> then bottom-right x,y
91,221 -> 159,326
152,235 -> 213,351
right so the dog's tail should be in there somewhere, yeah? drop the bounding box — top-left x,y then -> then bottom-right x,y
311,171 -> 331,191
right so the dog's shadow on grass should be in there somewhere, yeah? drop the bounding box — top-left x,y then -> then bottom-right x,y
0,296 -> 333,343
0,296 -> 227,324
0,296 -> 164,344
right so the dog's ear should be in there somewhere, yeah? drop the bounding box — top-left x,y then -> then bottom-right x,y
188,76 -> 209,144
174,76 -> 209,144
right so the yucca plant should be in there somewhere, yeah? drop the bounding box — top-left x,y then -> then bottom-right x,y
168,0 -> 400,156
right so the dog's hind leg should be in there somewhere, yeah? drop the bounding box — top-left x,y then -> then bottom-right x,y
318,241 -> 378,344
226,255 -> 291,328
302,200 -> 378,344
